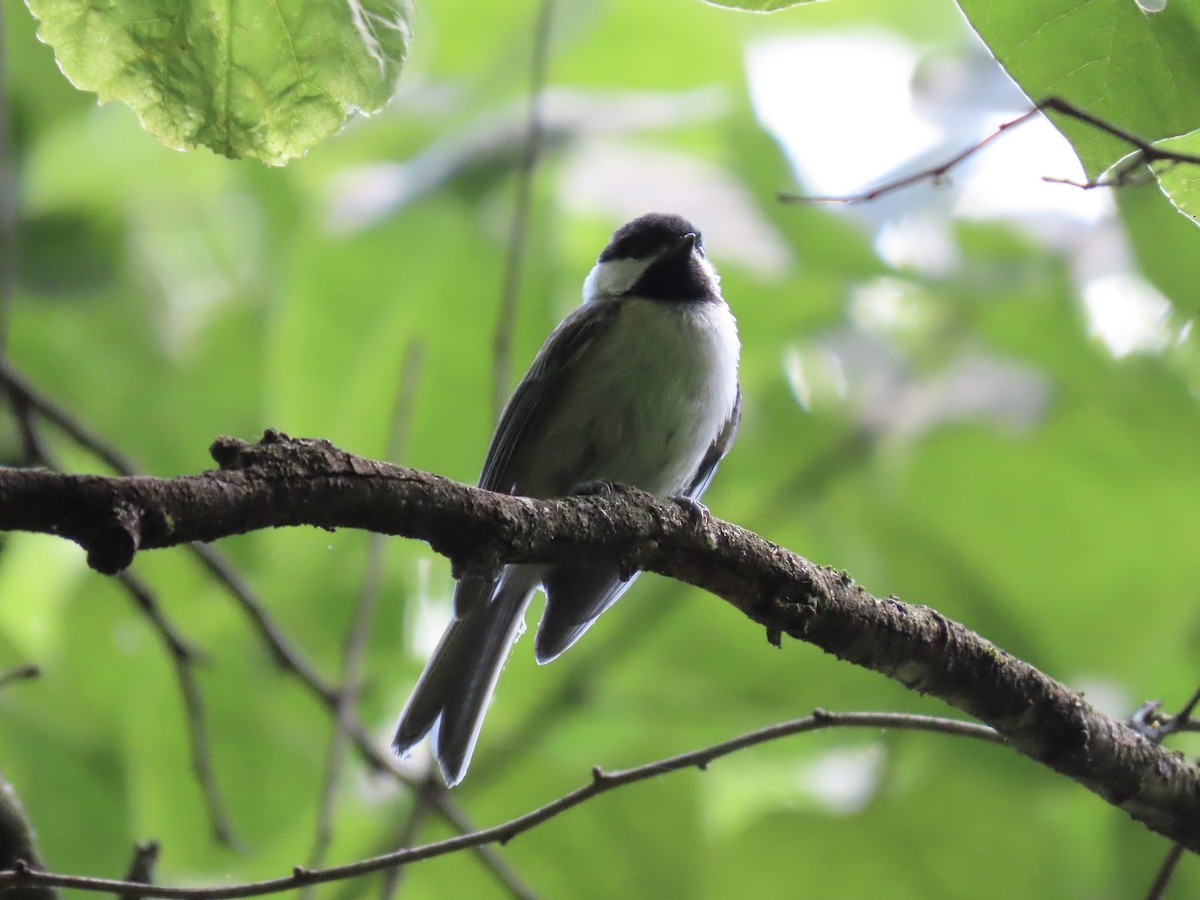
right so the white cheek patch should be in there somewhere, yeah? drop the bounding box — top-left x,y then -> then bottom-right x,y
582,257 -> 652,301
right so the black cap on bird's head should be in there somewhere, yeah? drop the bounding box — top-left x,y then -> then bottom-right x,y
585,213 -> 719,303
597,213 -> 705,263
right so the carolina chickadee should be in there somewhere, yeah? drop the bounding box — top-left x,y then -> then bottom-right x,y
392,212 -> 742,785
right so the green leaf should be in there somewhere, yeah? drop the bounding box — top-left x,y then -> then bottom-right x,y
957,0 -> 1200,178
22,0 -> 412,165
1152,129 -> 1200,226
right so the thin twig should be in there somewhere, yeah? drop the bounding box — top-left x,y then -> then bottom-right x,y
1128,681 -> 1200,900
426,796 -> 534,898
1145,842 -> 1186,900
0,664 -> 40,690
119,840 -> 161,900
0,711 -> 1002,899
1175,683 -> 1200,725
377,776 -> 437,900
780,106 -> 1044,204
327,777 -> 453,900
490,0 -> 555,421
0,770 -> 56,900
116,572 -> 238,850
0,177 -> 523,895
0,360 -> 140,474
10,393 -> 51,467
0,367 -> 237,847
778,97 -> 1200,205
185,545 -> 341,707
302,554 -> 388,874
116,572 -> 205,665
281,338 -> 530,897
305,339 -> 425,878
0,361 -> 344,706
181,561 -> 537,897
378,783 -> 539,900
470,597 -> 673,793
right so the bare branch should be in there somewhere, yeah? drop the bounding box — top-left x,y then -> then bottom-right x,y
376,777 -> 435,900
0,770 -> 56,900
306,339 -> 424,876
0,710 -> 1001,898
0,367 -> 494,866
119,841 -> 161,900
184,544 -> 341,710
0,414 -> 510,891
0,360 -> 349,714
471,598 -> 674,792
0,364 -> 238,848
116,573 -> 239,849
0,430 -> 1196,851
0,363 -> 238,847
1145,842 -> 1186,900
0,361 -> 141,475
779,96 -> 1200,205
0,664 -> 40,690
1176,684 -> 1200,726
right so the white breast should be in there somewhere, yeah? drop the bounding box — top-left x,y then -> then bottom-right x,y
537,297 -> 740,496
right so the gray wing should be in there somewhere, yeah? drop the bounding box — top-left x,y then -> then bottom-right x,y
478,300 -> 621,494
454,300 -> 621,617
534,386 -> 742,663
684,386 -> 741,498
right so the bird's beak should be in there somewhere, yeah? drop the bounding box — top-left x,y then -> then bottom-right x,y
668,232 -> 698,260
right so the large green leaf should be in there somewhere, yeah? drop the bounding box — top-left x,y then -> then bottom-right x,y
23,0 -> 411,164
957,0 -> 1200,178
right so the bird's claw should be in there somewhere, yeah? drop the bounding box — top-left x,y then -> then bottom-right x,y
571,479 -> 632,497
1128,700 -> 1177,742
670,495 -> 711,527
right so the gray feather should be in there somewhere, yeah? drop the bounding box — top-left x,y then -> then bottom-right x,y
684,387 -> 741,498
392,567 -> 541,786
535,564 -> 638,663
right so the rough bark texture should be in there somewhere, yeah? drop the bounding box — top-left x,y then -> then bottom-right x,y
1,430 -> 1197,850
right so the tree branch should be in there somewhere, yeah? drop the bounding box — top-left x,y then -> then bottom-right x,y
0,430 -> 1197,851
0,770 -> 56,900
115,571 -> 238,849
778,96 -> 1200,205
0,710 -> 1003,898
119,841 -> 161,900
0,664 -> 40,690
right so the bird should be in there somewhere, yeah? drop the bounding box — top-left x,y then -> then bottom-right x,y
392,212 -> 742,786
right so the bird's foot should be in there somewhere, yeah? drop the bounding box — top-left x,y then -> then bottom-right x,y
670,495 -> 711,528
571,479 -> 636,497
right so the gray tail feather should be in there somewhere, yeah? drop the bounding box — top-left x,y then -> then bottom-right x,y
392,567 -> 540,786
534,565 -> 641,664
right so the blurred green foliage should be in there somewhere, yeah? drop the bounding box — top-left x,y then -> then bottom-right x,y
1,0 -> 1199,897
